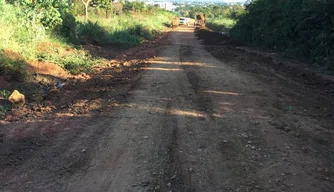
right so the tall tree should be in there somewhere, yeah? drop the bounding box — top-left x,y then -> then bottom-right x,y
81,0 -> 91,22
96,0 -> 112,18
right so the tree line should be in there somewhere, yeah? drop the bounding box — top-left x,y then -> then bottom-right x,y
1,0 -> 167,42
230,0 -> 334,69
176,4 -> 246,20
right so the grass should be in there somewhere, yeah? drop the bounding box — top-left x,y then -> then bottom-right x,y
0,104 -> 11,117
0,89 -> 11,117
206,18 -> 236,32
60,51 -> 101,75
77,11 -> 174,45
35,39 -> 104,75
0,89 -> 11,99
0,2 -> 174,78
0,3 -> 98,76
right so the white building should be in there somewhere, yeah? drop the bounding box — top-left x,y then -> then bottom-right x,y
145,1 -> 174,11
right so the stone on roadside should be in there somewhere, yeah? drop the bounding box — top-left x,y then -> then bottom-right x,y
8,90 -> 25,106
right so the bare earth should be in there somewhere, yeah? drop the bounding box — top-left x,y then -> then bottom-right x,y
1,26 -> 334,192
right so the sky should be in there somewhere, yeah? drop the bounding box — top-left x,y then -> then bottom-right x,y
184,0 -> 248,2
223,0 -> 246,2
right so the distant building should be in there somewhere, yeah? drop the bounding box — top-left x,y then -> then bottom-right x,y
145,1 -> 174,11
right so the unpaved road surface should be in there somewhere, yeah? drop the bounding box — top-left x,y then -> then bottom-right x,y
1,26 -> 334,192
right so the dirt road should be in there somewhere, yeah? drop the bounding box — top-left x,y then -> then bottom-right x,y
1,26 -> 333,192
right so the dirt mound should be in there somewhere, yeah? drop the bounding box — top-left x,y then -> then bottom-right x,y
27,61 -> 69,79
195,27 -> 243,46
1,48 -> 70,83
2,49 -> 23,60
1,30 -> 168,122
0,49 -> 29,82
196,28 -> 334,94
37,42 -> 74,58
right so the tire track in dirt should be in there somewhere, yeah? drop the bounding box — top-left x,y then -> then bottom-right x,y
180,45 -> 214,120
153,100 -> 189,192
194,28 -> 334,191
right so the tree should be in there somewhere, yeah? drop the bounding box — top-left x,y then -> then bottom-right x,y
96,0 -> 112,18
71,0 -> 84,15
230,4 -> 245,19
230,0 -> 334,67
124,1 -> 145,13
112,2 -> 122,15
10,0 -> 69,30
81,0 -> 91,22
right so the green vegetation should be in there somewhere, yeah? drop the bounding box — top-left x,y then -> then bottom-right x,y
0,89 -> 11,116
0,51 -> 29,82
0,89 -> 10,99
176,4 -> 245,31
78,11 -> 172,45
0,104 -> 11,117
206,18 -> 236,31
176,3 -> 245,20
230,0 -> 334,70
0,0 -> 174,77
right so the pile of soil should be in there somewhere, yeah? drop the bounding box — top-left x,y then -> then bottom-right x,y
0,31 -> 171,122
195,27 -> 243,46
195,28 -> 334,98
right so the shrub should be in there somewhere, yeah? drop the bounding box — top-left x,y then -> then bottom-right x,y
230,0 -> 334,69
59,12 -> 78,42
